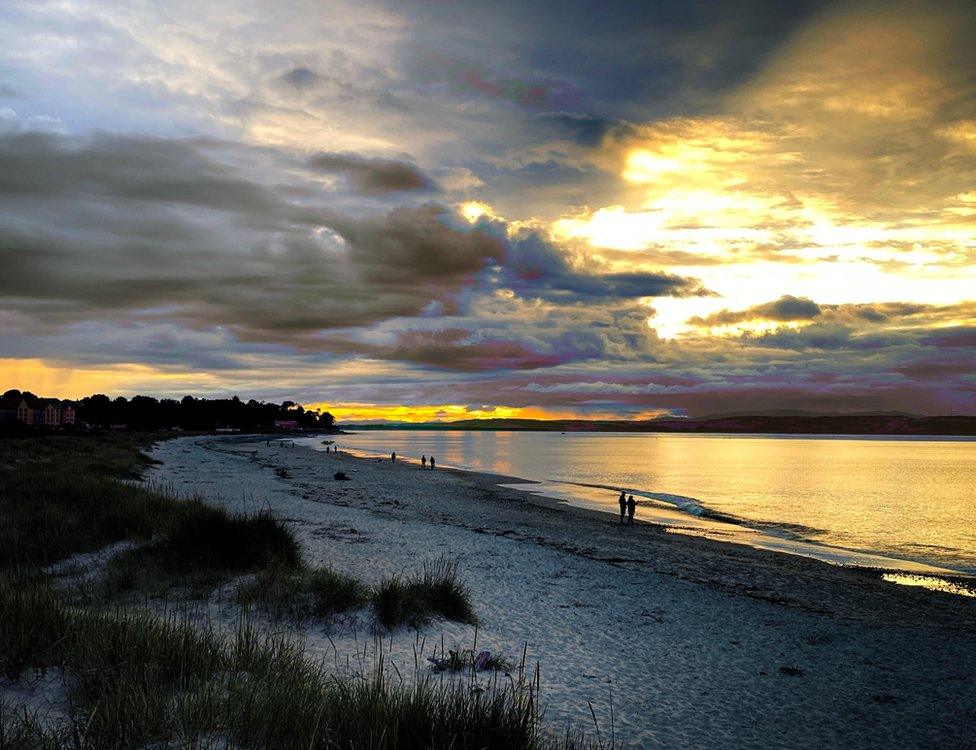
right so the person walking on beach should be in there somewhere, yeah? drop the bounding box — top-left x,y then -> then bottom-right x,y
627,495 -> 637,525
618,491 -> 627,524
421,455 -> 427,468
391,451 -> 396,463
430,456 -> 435,470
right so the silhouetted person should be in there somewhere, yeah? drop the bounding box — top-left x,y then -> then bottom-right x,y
421,455 -> 427,468
618,491 -> 627,524
430,456 -> 435,470
391,451 -> 396,463
627,495 -> 637,525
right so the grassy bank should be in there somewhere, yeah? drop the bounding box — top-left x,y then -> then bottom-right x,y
1,434 -> 572,748
0,433 -> 302,597
0,586 -> 570,749
0,433 -> 176,570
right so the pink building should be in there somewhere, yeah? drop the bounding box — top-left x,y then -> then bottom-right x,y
11,398 -> 77,427
16,399 -> 33,425
42,402 -> 61,426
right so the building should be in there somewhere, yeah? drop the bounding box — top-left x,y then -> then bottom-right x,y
2,396 -> 77,428
17,399 -> 33,425
42,401 -> 62,426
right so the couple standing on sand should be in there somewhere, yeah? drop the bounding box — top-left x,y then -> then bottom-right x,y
618,491 -> 637,525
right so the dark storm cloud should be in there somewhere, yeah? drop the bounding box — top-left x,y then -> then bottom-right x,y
493,227 -> 709,303
693,298 -> 975,333
745,324 -> 853,350
308,152 -> 435,194
0,131 -> 503,341
0,132 -> 278,211
325,204 -> 505,283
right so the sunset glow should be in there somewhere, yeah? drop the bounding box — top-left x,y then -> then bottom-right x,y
1,0 -> 973,419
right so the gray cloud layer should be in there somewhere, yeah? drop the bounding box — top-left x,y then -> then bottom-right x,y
0,130 -> 702,369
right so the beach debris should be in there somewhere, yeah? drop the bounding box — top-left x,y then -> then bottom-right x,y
275,467 -> 290,479
778,666 -> 804,677
333,471 -> 350,481
473,650 -> 490,671
427,649 -> 505,673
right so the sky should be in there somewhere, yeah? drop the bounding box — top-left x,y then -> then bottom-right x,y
1,0 -> 974,421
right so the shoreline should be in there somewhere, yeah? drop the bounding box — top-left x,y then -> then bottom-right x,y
144,435 -> 976,747
307,436 -> 976,591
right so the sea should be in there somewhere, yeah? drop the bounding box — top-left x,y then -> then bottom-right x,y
299,430 -> 976,584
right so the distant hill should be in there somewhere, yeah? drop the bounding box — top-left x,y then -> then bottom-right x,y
350,414 -> 976,436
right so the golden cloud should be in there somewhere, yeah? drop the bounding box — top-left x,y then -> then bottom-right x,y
549,1 -> 976,339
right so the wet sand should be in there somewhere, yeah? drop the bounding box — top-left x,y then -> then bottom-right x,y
145,435 -> 976,748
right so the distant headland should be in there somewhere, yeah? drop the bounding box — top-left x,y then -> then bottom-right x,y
350,413 -> 976,436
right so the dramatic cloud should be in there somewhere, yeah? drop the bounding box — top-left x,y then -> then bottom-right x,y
308,152 -> 434,194
0,0 -> 974,417
691,296 -> 822,326
0,131 -> 504,339
495,227 -> 709,303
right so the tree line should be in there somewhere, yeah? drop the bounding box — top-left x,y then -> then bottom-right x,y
2,390 -> 335,431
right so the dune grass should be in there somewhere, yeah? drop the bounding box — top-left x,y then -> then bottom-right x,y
374,558 -> 477,629
238,564 -> 371,619
429,648 -> 515,674
240,556 -> 477,629
0,433 -> 303,602
0,433 -> 178,570
0,585 -> 575,749
103,505 -> 303,598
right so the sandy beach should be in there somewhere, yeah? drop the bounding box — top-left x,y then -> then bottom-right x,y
142,435 -> 976,749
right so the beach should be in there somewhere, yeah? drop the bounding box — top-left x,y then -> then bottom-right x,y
145,435 -> 976,749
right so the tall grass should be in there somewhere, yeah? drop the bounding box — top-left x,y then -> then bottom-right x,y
374,558 -> 477,629
0,585 -> 581,749
103,503 -> 302,598
237,564 -> 370,619
239,558 -> 475,629
164,504 -> 301,570
0,433 -> 175,569
0,434 -> 302,602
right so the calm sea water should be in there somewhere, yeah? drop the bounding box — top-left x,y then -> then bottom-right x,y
309,430 -> 976,575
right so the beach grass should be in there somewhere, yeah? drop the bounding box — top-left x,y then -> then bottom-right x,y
237,563 -> 371,619
238,558 -> 475,629
0,434 -> 303,601
0,585 -> 578,749
0,433 -> 178,571
102,506 -> 302,598
374,557 -> 477,629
